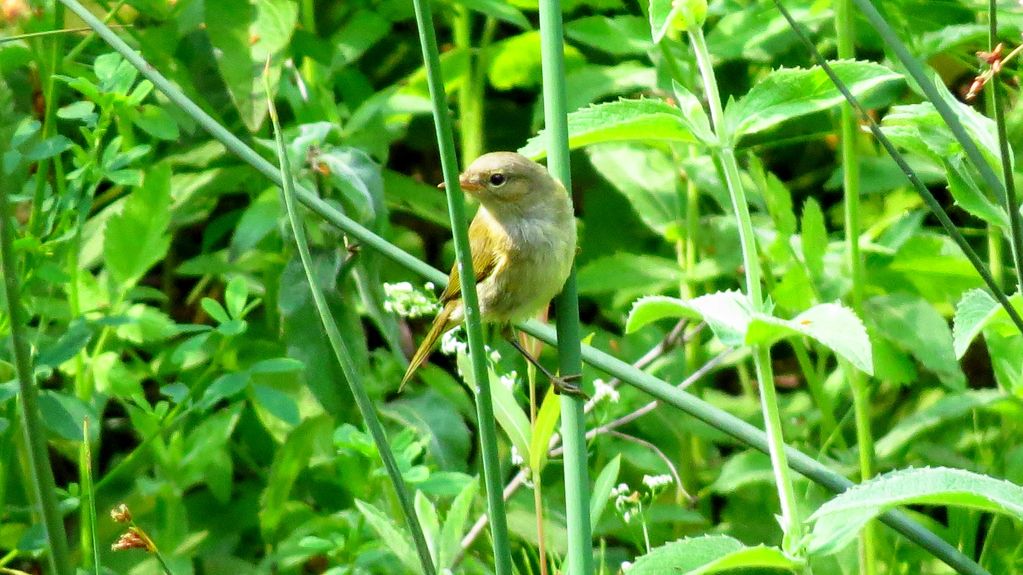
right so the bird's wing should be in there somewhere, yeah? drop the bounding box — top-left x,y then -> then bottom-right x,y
438,213 -> 503,304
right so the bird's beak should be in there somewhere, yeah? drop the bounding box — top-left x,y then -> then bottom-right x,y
436,176 -> 483,193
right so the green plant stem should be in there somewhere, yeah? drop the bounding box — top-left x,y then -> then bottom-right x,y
81,418 -> 101,574
408,0 -> 512,572
29,2 -> 65,238
835,1 -> 877,572
850,0 -> 1023,292
263,70 -> 436,575
537,0 -> 593,572
770,0 -> 1023,337
60,7 -> 988,570
791,341 -> 842,447
688,26 -> 803,550
0,167 -> 73,575
454,7 -> 483,162
987,0 -> 1023,293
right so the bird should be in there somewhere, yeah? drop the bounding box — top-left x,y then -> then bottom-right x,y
400,151 -> 579,394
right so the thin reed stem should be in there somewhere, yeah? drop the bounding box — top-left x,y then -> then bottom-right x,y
537,0 -> 593,571
408,0 -> 513,572
263,66 -> 437,575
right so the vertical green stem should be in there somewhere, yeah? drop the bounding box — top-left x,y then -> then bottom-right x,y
835,1 -> 877,572
263,71 -> 437,575
0,170 -> 73,575
409,2 -> 513,573
538,0 -> 593,572
688,27 -> 804,551
454,8 -> 483,162
987,0 -> 1023,294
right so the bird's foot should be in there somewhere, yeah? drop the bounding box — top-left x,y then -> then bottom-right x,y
550,373 -> 588,400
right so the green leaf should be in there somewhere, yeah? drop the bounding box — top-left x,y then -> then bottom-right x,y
201,298 -> 231,324
103,164 -> 172,287
476,358 -> 531,464
36,320 -> 92,369
200,372 -> 252,410
726,60 -> 903,141
458,0 -> 531,30
589,455 -> 621,530
355,499 -> 423,574
578,253 -> 683,296
566,15 -> 650,55
866,294 -> 964,388
945,158 -> 1009,228
810,467 -> 1023,555
519,99 -> 695,160
874,391 -> 1006,459
413,491 -> 440,559
529,387 -> 561,472
629,534 -> 799,574
249,357 -> 305,374
225,276 -> 249,319
586,143 -> 680,237
628,293 -> 873,374
131,104 -> 180,141
260,416 -> 331,540
206,0 -> 298,130
952,289 -> 1000,359
486,31 -> 584,92
800,197 -> 826,278
439,479 -> 479,569
252,384 -> 300,427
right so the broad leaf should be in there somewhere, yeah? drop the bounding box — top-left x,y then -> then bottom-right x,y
726,60 -> 903,141
529,387 -> 561,472
104,164 -> 172,287
952,289 -> 1023,359
587,143 -> 680,237
628,292 -> 873,374
520,99 -> 696,160
566,15 -> 650,55
810,467 -> 1023,555
629,534 -> 799,574
866,294 -> 964,388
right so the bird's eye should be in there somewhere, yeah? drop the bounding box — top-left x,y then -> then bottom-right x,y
488,173 -> 507,187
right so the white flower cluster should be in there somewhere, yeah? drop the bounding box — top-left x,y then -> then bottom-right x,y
510,445 -> 524,466
440,327 -> 467,356
383,282 -> 438,318
612,482 -> 639,523
591,379 -> 620,404
642,474 -> 674,490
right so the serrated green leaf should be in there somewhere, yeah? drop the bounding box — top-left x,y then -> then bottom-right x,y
355,499 -> 423,574
952,288 -> 999,359
519,99 -> 695,160
439,479 -> 479,569
866,294 -> 964,388
726,60 -> 903,141
629,534 -> 798,574
874,391 -> 1006,459
810,467 -> 1023,555
747,303 -> 873,375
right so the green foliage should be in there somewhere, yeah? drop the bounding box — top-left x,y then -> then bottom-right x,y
2,0 -> 1022,573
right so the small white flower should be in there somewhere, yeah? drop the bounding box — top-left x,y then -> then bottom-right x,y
440,328 -> 468,356
642,474 -> 673,490
498,370 -> 518,390
622,509 -> 633,524
488,347 -> 502,363
511,445 -> 524,466
383,282 -> 438,318
621,561 -> 633,572
611,483 -> 630,497
592,379 -> 620,404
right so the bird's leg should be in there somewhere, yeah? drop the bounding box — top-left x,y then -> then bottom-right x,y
504,329 -> 587,399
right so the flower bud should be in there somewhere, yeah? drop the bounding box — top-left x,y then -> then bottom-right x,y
672,0 -> 707,31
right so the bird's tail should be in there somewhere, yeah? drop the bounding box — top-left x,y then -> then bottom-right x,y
400,303 -> 456,391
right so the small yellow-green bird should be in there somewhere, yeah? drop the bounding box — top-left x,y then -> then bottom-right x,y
400,151 -> 578,392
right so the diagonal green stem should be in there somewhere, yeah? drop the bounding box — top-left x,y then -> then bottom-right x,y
688,26 -> 803,550
408,0 -> 512,572
835,1 -> 877,572
987,0 -> 1023,293
537,0 -> 593,572
0,168 -> 73,575
58,7 -> 989,571
263,69 -> 436,575
851,0 -> 1023,294
770,0 -> 1023,337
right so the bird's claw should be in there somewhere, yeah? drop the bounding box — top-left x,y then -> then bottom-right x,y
551,373 -> 588,399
